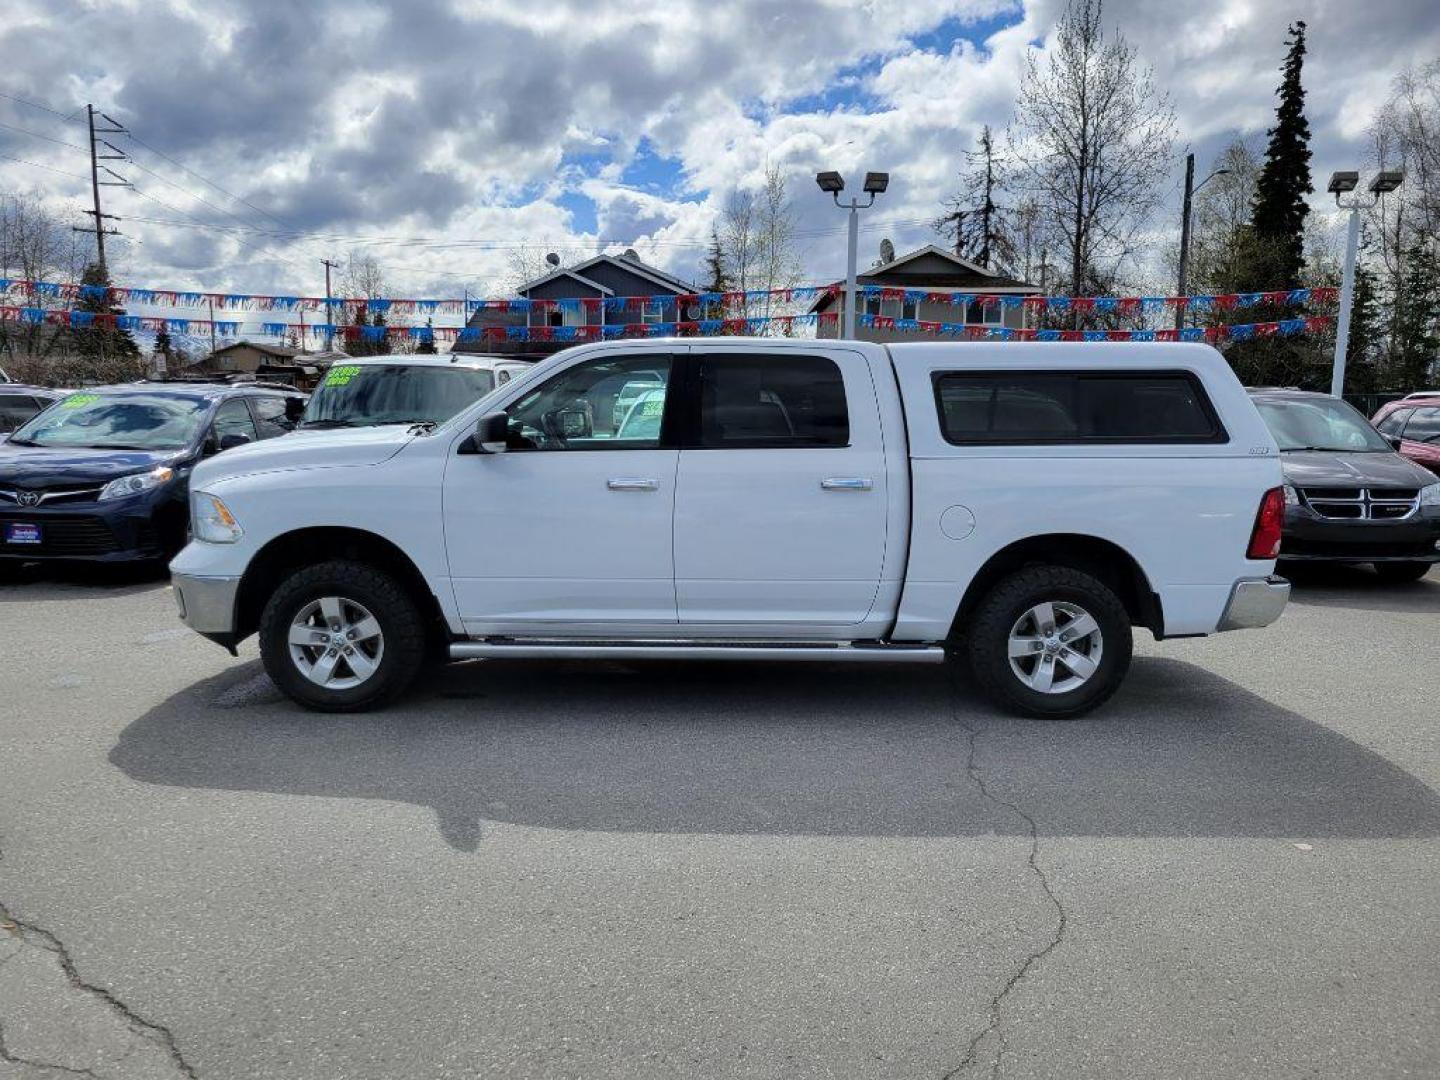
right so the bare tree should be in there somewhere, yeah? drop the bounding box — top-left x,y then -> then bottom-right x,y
1370,59 -> 1439,246
720,187 -> 758,305
340,251 -> 386,300
754,164 -> 803,330
1006,0 -> 1178,294
0,193 -> 86,366
1185,138 -> 1264,295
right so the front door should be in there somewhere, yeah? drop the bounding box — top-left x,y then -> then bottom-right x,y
442,350 -> 680,635
672,347 -> 889,629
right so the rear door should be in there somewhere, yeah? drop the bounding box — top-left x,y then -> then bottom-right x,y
671,347 -> 889,629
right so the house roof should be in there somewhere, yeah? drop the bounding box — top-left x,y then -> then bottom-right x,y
807,244 -> 1041,313
571,252 -> 695,294
207,340 -> 301,359
516,267 -> 615,297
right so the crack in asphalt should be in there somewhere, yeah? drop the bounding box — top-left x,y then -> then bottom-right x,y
0,902 -> 199,1080
942,676 -> 1069,1080
0,1021 -> 103,1078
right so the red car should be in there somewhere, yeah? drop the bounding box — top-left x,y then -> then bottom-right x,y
1372,395 -> 1440,476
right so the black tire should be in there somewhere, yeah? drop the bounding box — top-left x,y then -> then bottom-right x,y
1372,561 -> 1434,583
965,565 -> 1132,720
258,559 -> 426,712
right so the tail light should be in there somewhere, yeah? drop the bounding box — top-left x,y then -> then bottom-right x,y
1247,486 -> 1286,560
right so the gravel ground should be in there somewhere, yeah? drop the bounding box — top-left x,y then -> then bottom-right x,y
0,561 -> 1437,1080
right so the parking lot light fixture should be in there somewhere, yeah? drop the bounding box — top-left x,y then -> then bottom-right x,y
1331,170 -> 1404,397
817,167 -> 889,339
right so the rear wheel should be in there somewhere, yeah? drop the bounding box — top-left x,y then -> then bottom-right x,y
965,565 -> 1132,719
1372,561 -> 1433,583
259,559 -> 426,711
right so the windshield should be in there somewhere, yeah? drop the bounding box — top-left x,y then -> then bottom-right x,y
1253,397 -> 1392,453
303,364 -> 495,427
8,392 -> 208,450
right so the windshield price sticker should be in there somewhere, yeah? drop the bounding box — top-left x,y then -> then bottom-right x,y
60,393 -> 100,409
325,365 -> 363,387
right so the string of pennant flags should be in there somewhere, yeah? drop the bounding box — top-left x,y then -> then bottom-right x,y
0,277 -> 1340,319
0,302 -> 1334,345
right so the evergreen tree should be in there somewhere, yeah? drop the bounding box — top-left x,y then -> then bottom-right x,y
153,325 -> 173,364
71,262 -> 141,376
700,226 -> 731,324
1389,239 -> 1440,389
416,317 -> 438,354
1343,248 -> 1384,394
1249,21 -> 1313,290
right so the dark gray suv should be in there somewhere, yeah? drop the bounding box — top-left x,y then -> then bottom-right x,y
1248,389 -> 1440,582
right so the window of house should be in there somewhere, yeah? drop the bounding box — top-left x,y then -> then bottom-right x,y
696,354 -> 849,448
865,296 -> 916,320
965,301 -> 1003,326
933,371 -> 1225,445
640,299 -> 667,325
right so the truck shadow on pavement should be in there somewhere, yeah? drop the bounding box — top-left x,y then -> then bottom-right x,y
1284,563 -> 1440,614
109,656 -> 1440,852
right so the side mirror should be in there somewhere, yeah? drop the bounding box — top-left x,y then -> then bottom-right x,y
284,397 -> 307,424
217,432 -> 252,452
473,411 -> 509,454
555,406 -> 592,439
1385,434 -> 1403,450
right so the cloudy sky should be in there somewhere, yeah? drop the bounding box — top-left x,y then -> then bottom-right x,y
1,0 -> 1437,316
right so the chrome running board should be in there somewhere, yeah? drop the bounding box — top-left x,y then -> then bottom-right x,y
449,639 -> 946,664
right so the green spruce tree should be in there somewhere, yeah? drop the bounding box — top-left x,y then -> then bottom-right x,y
1249,21 -> 1313,290
71,262 -> 142,378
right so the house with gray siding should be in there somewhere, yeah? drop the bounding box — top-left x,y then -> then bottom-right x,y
811,245 -> 1041,342
453,251 -> 695,358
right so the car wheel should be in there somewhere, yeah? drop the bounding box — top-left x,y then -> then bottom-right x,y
966,565 -> 1133,719
1372,561 -> 1433,583
259,559 -> 426,712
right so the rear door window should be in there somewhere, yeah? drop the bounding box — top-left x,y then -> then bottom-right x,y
1402,406 -> 1440,444
213,398 -> 259,444
933,371 -> 1224,444
693,354 -> 849,448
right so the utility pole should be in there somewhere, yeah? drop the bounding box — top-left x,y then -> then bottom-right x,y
1175,153 -> 1230,329
321,258 -> 338,351
75,105 -> 129,279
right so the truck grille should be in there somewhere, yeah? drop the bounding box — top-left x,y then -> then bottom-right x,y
1300,487 -> 1419,521
0,513 -> 121,555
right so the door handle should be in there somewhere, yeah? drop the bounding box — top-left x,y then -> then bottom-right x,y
820,477 -> 873,491
607,478 -> 659,491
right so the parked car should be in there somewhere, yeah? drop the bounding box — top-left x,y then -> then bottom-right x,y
171,339 -> 1292,718
0,385 -> 65,434
1,382 -> 305,563
1371,395 -> 1440,476
1248,389 -> 1440,582
299,353 -> 532,430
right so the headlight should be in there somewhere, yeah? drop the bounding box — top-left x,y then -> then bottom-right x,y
1420,483 -> 1440,508
191,491 -> 243,543
98,466 -> 173,502
1283,484 -> 1299,507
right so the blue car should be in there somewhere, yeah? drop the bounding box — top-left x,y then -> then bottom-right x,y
1,382 -> 305,563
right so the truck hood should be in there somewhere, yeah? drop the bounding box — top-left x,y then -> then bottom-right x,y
0,443 -> 186,487
191,425 -> 416,489
1279,449 -> 1439,489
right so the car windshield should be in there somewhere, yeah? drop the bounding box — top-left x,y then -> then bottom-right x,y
302,364 -> 495,427
1253,397 -> 1392,453
8,392 -> 208,450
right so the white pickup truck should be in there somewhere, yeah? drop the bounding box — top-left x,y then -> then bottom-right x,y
170,338 -> 1290,717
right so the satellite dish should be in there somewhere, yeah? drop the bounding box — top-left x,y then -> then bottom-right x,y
880,238 -> 895,264
545,252 -> 560,267
623,248 -> 639,261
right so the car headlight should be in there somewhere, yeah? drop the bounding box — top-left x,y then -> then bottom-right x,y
98,466 -> 173,502
1420,483 -> 1440,508
191,491 -> 243,543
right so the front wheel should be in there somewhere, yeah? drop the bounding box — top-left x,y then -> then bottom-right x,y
965,565 -> 1133,719
1372,561 -> 1433,584
258,560 -> 426,711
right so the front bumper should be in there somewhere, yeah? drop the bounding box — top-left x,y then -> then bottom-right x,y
172,570 -> 241,640
1280,507 -> 1440,563
1218,575 -> 1291,631
0,497 -> 181,562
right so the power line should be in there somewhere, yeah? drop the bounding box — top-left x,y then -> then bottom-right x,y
0,89 -> 79,123
0,120 -> 86,152
0,152 -> 88,181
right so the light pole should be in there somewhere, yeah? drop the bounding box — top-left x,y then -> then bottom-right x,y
816,170 -> 889,339
1175,152 -> 1230,329
1328,169 -> 1403,397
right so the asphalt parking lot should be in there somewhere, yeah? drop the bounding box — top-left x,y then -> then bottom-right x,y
1,564 -> 1437,1080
